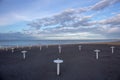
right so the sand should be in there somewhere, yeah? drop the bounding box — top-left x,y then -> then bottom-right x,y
0,43 -> 120,80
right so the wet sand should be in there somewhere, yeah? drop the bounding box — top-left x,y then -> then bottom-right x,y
0,43 -> 120,80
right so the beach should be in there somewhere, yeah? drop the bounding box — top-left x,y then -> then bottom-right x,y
0,42 -> 120,80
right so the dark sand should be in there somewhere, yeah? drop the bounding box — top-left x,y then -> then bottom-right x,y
0,43 -> 120,80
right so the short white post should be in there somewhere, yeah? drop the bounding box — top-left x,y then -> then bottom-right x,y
40,45 -> 42,51
58,45 -> 62,53
57,63 -> 60,75
78,45 -> 82,51
21,50 -> 27,59
11,48 -> 14,53
53,58 -> 63,76
110,46 -> 115,54
94,49 -> 100,60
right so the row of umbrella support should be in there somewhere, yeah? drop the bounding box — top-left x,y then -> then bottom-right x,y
0,45 -> 47,59
58,45 -> 115,59
55,45 -> 116,76
0,45 -> 117,76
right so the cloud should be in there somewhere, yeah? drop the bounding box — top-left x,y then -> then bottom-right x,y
0,32 -> 36,40
28,8 -> 93,30
97,25 -> 120,33
1,0 -> 120,39
0,0 -> 54,26
1,0 -> 119,26
24,23 -> 107,39
96,14 -> 120,37
18,13 -> 120,39
0,13 -> 31,26
26,0 -> 120,39
99,14 -> 120,25
25,31 -> 105,40
107,27 -> 120,33
91,0 -> 120,10
103,27 -> 120,38
28,0 -> 120,30
95,13 -> 120,39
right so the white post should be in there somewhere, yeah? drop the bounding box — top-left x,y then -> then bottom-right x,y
94,49 -> 100,60
110,46 -> 115,54
58,45 -> 61,53
40,45 -> 42,51
78,45 -> 82,51
11,48 -> 14,53
53,58 -> 63,76
21,50 -> 27,59
57,63 -> 60,75
23,53 -> 26,59
96,52 -> 98,60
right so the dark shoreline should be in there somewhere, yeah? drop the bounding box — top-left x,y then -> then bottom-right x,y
0,39 -> 120,49
0,43 -> 120,80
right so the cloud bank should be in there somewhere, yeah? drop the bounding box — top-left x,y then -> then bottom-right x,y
0,0 -> 120,39
0,32 -> 36,40
26,0 -> 120,39
91,0 -> 120,10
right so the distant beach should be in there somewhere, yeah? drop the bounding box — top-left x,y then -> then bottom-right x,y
0,39 -> 119,48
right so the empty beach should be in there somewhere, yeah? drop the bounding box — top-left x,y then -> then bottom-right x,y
0,42 -> 120,80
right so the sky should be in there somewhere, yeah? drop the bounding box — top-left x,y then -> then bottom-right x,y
0,0 -> 120,40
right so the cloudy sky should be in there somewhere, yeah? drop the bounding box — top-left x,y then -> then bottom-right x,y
0,0 -> 120,40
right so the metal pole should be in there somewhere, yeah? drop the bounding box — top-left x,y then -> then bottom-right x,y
40,46 -> 42,51
58,45 -> 61,53
112,48 -> 113,53
111,47 -> 114,54
57,63 -> 60,75
96,52 -> 98,59
23,53 -> 26,59
12,48 -> 14,53
78,45 -> 81,51
53,58 -> 63,76
110,46 -> 115,54
21,51 -> 27,59
94,49 -> 100,60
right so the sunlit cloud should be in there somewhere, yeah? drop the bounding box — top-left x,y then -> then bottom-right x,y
91,0 -> 120,10
99,14 -> 120,25
0,0 -> 120,39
